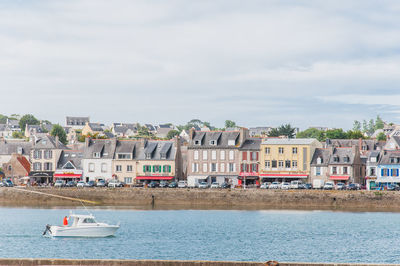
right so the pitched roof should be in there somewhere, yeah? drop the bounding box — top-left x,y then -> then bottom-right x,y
189,131 -> 241,148
16,156 -> 31,173
329,147 -> 355,165
83,139 -> 116,159
0,140 -> 32,155
380,150 -> 400,165
311,148 -> 331,166
88,123 -> 104,132
135,141 -> 175,160
57,150 -> 83,169
240,138 -> 261,150
262,138 -> 318,145
32,134 -> 68,149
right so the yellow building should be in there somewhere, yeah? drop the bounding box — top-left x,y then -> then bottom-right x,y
259,138 -> 322,182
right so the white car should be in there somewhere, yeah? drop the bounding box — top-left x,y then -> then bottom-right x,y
108,179 -> 122,188
281,182 -> 290,190
268,182 -> 281,189
54,180 -> 65,188
323,182 -> 334,190
198,182 -> 209,189
260,182 -> 270,189
76,181 -> 85,188
210,182 -> 220,188
177,181 -> 187,188
290,180 -> 303,189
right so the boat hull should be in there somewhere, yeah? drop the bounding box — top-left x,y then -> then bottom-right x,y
49,225 -> 119,237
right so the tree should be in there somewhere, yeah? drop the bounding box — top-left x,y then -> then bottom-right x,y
375,115 -> 384,130
296,128 -> 325,141
267,124 -> 296,138
0,114 -> 8,124
166,130 -> 180,139
346,130 -> 365,139
353,120 -> 361,131
19,114 -> 39,131
326,128 -> 347,139
137,126 -> 155,138
225,120 -> 237,129
377,132 -> 386,141
12,131 -> 24,139
50,124 -> 68,145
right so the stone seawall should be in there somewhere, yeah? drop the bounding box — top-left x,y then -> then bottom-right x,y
0,259 -> 397,266
0,187 -> 399,211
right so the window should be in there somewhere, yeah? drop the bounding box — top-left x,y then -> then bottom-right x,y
8,165 -> 11,171
101,163 -> 107,173
153,165 -> 162,173
33,162 -> 41,171
332,166 -> 337,174
202,150 -> 208,160
241,164 -> 248,172
285,160 -> 291,168
44,162 -> 52,171
251,163 -> 258,172
370,168 -> 375,176
265,147 -> 270,154
209,140 -> 217,145
93,152 -> 101,158
229,150 -> 234,160
278,161 -> 284,168
228,140 -> 235,146
89,163 -> 95,172
194,140 -> 201,145
144,165 -> 152,172
343,156 -> 350,163
163,165 -> 172,172
192,163 -> 199,172
229,163 -> 235,172
220,163 -> 225,172
82,218 -> 96,224
265,161 -> 270,168
118,154 -> 131,159
271,160 -> 277,168
316,157 -> 322,164
316,167 -> 321,176
333,156 -> 339,162
145,153 -> 151,159
343,166 -> 348,174
220,150 -> 225,160
127,165 -> 133,172
203,163 -> 208,172
211,163 -> 217,172
194,150 -> 199,160
292,160 -> 298,168
251,152 -> 258,161
278,147 -> 284,154
116,165 -> 122,172
44,150 -> 52,159
33,150 -> 42,159
292,147 -> 298,154
124,177 -> 133,184
211,150 -> 217,160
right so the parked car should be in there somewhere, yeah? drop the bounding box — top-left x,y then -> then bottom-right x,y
290,180 -> 303,189
159,181 -> 169,188
304,183 -> 313,189
336,182 -> 346,190
108,179 -> 123,188
313,179 -> 325,189
96,180 -> 106,187
168,181 -> 178,188
220,182 -> 230,189
3,179 -> 14,187
65,181 -> 76,187
54,180 -> 65,187
177,181 -> 187,188
323,182 -> 334,190
148,181 -> 159,188
85,180 -> 95,187
260,182 -> 270,189
77,181 -> 85,188
210,182 -> 220,188
346,183 -> 359,190
281,182 -> 290,190
269,182 -> 281,189
198,182 -> 209,189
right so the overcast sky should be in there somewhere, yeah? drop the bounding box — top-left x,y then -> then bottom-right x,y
1,0 -> 400,130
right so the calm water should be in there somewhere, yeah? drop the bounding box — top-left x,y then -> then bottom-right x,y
0,208 -> 399,263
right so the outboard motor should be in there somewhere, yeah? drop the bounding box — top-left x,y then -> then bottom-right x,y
42,224 -> 52,235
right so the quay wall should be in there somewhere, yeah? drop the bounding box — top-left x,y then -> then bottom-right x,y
0,259 -> 397,266
0,187 -> 399,211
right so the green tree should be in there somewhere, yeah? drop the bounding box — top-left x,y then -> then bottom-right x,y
296,128 -> 325,141
137,126 -> 155,138
375,115 -> 384,130
268,124 -> 296,138
353,120 -> 361,131
166,129 -> 180,139
12,131 -> 24,139
346,130 -> 365,139
377,132 -> 386,141
225,120 -> 237,129
0,114 -> 8,124
19,114 -> 39,131
50,124 -> 68,145
326,128 -> 347,139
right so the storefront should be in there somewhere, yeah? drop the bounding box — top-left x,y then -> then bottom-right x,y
238,172 -> 259,187
53,170 -> 83,182
136,175 -> 174,184
329,175 -> 350,184
260,173 -> 308,183
29,171 -> 54,184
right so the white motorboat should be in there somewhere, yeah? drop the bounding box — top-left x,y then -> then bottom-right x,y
43,213 -> 119,237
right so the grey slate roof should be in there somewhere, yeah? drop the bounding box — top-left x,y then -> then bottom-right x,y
88,123 -> 105,132
66,116 -> 89,126
136,141 -> 175,160
380,150 -> 400,165
0,140 -> 32,155
84,139 -> 116,159
57,150 -> 83,169
329,148 -> 354,165
32,134 -> 68,149
145,124 -> 155,131
311,148 -> 331,166
189,131 -> 241,149
262,138 -> 318,145
115,140 -> 136,154
240,138 -> 261,151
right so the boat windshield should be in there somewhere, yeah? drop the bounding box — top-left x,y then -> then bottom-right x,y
82,218 -> 96,223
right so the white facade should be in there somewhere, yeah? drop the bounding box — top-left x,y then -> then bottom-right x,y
82,158 -> 113,182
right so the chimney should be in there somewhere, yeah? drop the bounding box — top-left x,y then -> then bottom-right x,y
189,128 -> 195,141
85,137 -> 90,148
140,138 -> 148,148
55,136 -> 59,148
359,138 -> 362,152
239,127 -> 249,147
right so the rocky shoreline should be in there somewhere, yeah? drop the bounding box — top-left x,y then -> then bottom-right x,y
1,187 -> 400,211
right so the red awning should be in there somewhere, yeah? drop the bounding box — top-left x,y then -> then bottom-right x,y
329,176 -> 350,180
54,173 -> 82,178
136,176 -> 174,180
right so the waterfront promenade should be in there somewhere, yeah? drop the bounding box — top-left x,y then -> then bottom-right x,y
1,187 -> 400,211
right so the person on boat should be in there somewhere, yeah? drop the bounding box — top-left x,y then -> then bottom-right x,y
63,216 -> 69,226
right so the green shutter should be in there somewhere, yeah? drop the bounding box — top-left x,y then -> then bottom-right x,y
162,165 -> 165,172
143,165 -> 146,172
152,165 -> 155,172
169,165 -> 171,172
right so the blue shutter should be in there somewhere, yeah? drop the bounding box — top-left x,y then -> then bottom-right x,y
381,169 -> 384,176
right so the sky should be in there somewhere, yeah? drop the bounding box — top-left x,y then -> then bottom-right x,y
1,0 -> 400,130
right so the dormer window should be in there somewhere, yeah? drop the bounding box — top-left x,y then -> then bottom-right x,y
209,140 -> 217,146
228,140 -> 235,146
93,152 -> 101,158
316,157 -> 323,164
145,153 -> 151,159
333,156 -> 339,162
161,153 -> 167,159
194,140 -> 201,145
343,156 -> 350,163
117,153 -> 131,159
17,147 -> 22,154
42,140 -> 47,145
370,157 -> 377,163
